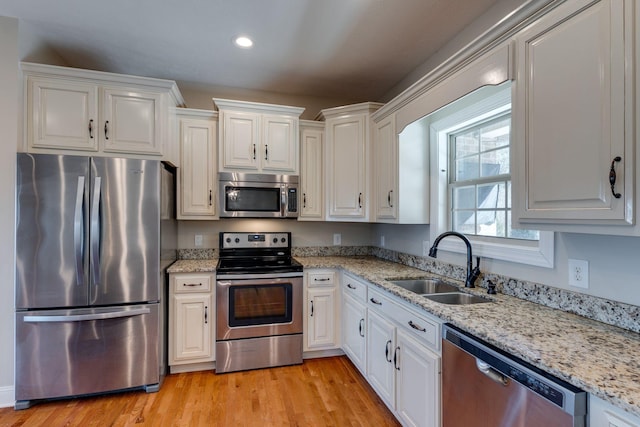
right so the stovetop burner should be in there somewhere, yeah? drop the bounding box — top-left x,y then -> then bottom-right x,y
216,232 -> 302,275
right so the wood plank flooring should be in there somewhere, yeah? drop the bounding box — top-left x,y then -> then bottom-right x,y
0,356 -> 400,427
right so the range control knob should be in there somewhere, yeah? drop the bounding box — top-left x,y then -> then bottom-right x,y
272,238 -> 277,243
226,237 -> 231,243
281,237 -> 286,243
234,238 -> 240,243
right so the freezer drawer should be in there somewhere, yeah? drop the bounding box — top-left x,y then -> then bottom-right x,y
16,304 -> 159,406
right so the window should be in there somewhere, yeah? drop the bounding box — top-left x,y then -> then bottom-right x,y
449,113 -> 539,240
428,83 -> 553,268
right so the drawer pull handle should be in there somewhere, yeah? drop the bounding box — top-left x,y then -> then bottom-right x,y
385,340 -> 392,363
408,320 -> 426,332
370,297 -> 382,306
184,283 -> 203,287
358,318 -> 365,337
347,283 -> 356,289
314,278 -> 331,282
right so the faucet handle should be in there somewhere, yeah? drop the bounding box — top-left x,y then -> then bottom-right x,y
475,256 -> 481,269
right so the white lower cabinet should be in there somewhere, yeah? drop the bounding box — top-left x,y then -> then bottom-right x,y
395,329 -> 440,427
590,394 -> 640,427
366,286 -> 441,427
169,273 -> 215,372
367,309 -> 396,407
341,273 -> 368,373
304,269 -> 339,351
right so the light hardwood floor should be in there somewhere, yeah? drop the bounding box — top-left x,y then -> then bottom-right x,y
0,356 -> 401,426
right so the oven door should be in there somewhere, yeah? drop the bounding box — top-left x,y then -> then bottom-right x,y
216,274 -> 303,340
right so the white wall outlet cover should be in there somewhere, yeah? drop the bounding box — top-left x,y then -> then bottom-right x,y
333,233 -> 341,245
568,259 -> 589,289
194,234 -> 203,247
380,235 -> 385,247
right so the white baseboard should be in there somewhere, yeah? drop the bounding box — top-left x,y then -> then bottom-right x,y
0,385 -> 14,408
303,348 -> 344,359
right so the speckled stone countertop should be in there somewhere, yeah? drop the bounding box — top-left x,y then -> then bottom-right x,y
298,256 -> 640,418
165,255 -> 640,417
167,259 -> 218,273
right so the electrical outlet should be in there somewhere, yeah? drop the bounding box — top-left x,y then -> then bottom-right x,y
568,259 -> 589,289
423,241 -> 430,257
333,233 -> 341,246
380,235 -> 385,247
194,234 -> 203,247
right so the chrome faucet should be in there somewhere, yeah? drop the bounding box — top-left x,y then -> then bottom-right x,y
428,231 -> 481,288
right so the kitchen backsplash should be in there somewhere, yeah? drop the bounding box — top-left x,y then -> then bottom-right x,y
175,245 -> 639,334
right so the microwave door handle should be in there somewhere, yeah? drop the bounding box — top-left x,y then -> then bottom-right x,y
281,186 -> 286,216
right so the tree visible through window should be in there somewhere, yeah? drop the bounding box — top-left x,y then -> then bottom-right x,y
449,113 -> 538,240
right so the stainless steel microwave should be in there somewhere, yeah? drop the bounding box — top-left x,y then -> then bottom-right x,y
218,172 -> 298,218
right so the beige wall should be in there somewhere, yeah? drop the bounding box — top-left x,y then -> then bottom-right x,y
179,82 -> 359,120
0,16 -> 18,407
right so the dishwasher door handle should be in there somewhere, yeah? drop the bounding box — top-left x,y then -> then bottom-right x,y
476,359 -> 509,386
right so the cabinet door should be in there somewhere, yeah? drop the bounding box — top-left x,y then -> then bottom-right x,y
396,329 -> 440,427
342,293 -> 367,373
374,115 -> 397,221
171,293 -> 213,364
366,309 -> 396,408
307,287 -> 336,349
220,111 -> 260,170
300,127 -> 324,219
513,0 -> 632,224
179,118 -> 217,218
102,87 -> 164,155
262,114 -> 297,173
326,115 -> 367,218
28,77 -> 99,152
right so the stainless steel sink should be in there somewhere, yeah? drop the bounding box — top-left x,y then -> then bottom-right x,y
389,278 -> 459,294
422,292 -> 492,305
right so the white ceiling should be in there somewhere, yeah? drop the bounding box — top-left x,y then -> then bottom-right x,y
1,0 -> 503,102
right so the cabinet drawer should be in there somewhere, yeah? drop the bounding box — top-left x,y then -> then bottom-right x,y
173,273 -> 212,293
307,270 -> 335,287
368,286 -> 439,352
342,273 -> 367,303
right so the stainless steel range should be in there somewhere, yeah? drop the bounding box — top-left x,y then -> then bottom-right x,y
215,232 -> 303,373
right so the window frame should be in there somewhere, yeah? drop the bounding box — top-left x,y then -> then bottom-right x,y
428,84 -> 554,268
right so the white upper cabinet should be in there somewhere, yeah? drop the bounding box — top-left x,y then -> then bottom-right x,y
512,0 -> 634,228
177,109 -> 218,220
213,98 -> 304,174
321,102 -> 383,221
22,62 -> 183,159
372,112 -> 430,224
299,121 -> 324,220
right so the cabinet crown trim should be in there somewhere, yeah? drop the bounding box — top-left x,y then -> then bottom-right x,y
21,62 -> 185,107
212,98 -> 305,117
318,102 -> 384,121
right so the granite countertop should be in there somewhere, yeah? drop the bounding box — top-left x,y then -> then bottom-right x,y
167,259 -> 218,273
166,255 -> 640,416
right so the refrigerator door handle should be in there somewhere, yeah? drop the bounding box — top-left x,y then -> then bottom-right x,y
23,307 -> 151,323
90,176 -> 102,287
74,176 -> 85,286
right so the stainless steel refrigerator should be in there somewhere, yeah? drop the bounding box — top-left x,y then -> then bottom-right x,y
15,153 -> 176,409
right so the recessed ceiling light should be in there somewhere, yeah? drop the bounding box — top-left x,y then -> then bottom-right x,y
234,36 -> 254,49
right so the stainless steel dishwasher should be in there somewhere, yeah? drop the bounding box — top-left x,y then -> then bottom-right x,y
442,324 -> 587,427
